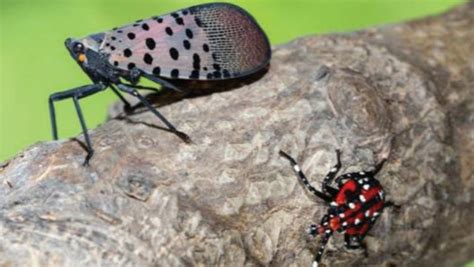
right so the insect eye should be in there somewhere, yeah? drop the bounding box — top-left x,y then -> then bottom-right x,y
73,42 -> 84,53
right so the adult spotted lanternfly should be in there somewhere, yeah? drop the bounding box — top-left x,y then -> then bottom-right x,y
279,150 -> 397,267
49,3 -> 271,165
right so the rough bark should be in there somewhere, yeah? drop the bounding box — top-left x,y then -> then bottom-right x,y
1,4 -> 473,267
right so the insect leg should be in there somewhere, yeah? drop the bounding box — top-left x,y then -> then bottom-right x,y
72,95 -> 93,166
322,149 -> 342,194
279,150 -> 332,202
314,229 -> 333,267
384,201 -> 401,210
49,95 -> 59,140
369,158 -> 386,176
110,85 -> 132,112
141,73 -> 181,92
48,84 -> 105,165
48,84 -> 105,141
122,83 -> 161,94
116,84 -> 191,143
344,234 -> 368,256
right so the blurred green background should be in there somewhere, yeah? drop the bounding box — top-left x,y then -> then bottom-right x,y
0,1 -> 473,266
0,0 -> 467,163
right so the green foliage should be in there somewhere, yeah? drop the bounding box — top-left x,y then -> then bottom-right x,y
0,0 -> 464,161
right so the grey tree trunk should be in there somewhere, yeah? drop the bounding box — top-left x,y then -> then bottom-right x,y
1,3 -> 473,267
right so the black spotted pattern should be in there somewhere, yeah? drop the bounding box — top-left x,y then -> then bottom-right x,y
146,38 -> 156,50
183,40 -> 191,50
193,53 -> 201,70
165,27 -> 173,36
171,69 -> 179,78
153,66 -> 161,75
127,32 -> 135,40
203,44 -> 209,52
185,28 -> 193,39
169,48 -> 179,60
143,53 -> 153,65
189,70 -> 199,79
123,48 -> 132,57
213,71 -> 222,79
194,17 -> 203,27
127,63 -> 136,70
223,69 -> 231,78
142,23 -> 149,31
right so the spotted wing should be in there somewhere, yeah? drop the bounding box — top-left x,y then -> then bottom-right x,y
100,3 -> 271,81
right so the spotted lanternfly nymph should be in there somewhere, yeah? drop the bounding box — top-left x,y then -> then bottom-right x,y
49,3 -> 271,165
279,150 -> 396,267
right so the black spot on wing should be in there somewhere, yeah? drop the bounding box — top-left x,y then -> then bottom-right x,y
194,16 -> 203,27
143,53 -> 153,65
185,28 -> 193,39
213,71 -> 222,79
165,27 -> 173,36
146,38 -> 156,50
223,69 -> 231,78
193,53 -> 200,70
127,32 -> 135,40
127,63 -> 136,70
153,66 -> 161,75
183,40 -> 191,50
189,70 -> 199,79
141,23 -> 149,31
169,48 -> 179,60
171,69 -> 179,78
123,48 -> 132,57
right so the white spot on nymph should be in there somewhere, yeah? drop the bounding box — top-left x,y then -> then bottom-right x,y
339,213 -> 345,218
374,212 -> 379,217
359,195 -> 366,202
323,221 -> 328,226
342,221 -> 348,227
349,202 -> 356,209
363,184 -> 370,190
364,178 -> 369,182
325,229 -> 331,234
330,214 -> 334,218
359,172 -> 365,175
355,218 -> 361,225
313,261 -> 319,267
293,165 -> 301,172
365,210 -> 370,217
330,201 -> 337,206
358,179 -> 364,184
331,167 -> 337,172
